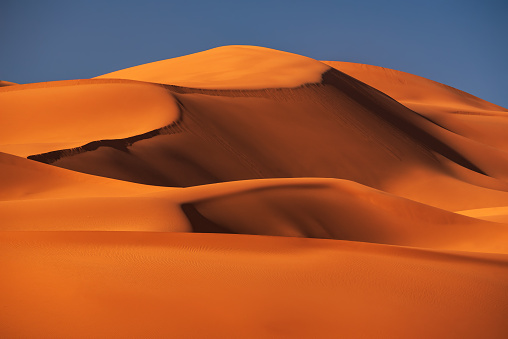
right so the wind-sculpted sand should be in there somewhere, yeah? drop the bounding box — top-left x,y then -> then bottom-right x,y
1,46 -> 508,338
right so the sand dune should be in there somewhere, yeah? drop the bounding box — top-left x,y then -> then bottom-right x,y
17,65 -> 508,211
0,80 -> 17,87
97,45 -> 330,89
4,158 -> 508,252
2,45 -> 508,338
458,206 -> 508,223
324,61 -> 508,152
0,152 -> 165,201
0,79 -> 179,157
322,61 -> 505,112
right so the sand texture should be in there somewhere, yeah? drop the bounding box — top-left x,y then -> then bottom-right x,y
1,46 -> 508,338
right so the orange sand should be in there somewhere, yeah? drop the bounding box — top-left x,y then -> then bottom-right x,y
2,46 -> 508,338
0,80 -> 17,87
97,45 -> 330,89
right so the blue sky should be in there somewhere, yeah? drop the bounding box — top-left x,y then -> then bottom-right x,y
1,0 -> 506,107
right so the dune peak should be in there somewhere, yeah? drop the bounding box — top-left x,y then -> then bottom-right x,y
96,45 -> 330,89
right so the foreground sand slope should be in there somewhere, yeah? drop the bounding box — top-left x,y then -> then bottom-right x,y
1,231 -> 507,339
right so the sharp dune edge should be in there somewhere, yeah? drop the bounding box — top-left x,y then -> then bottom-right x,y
1,45 -> 508,338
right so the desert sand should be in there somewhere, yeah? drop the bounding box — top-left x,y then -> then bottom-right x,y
0,80 -> 17,87
1,46 -> 508,338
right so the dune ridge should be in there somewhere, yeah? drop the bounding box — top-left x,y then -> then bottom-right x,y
324,61 -> 508,153
0,80 -> 17,87
2,45 -> 508,338
0,79 -> 180,157
96,45 -> 330,89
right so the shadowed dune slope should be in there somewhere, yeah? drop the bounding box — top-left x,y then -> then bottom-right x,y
0,80 -> 17,87
0,152 -> 167,201
324,61 -> 508,152
2,45 -> 508,338
321,61 -> 506,112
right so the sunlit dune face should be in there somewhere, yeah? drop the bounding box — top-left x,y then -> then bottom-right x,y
0,79 -> 179,157
96,45 -> 330,89
2,45 -> 508,338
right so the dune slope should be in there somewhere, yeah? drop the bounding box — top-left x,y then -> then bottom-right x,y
0,80 -> 17,87
2,231 -> 508,339
3,155 -> 508,253
0,79 -> 179,157
324,61 -> 508,152
96,45 -> 330,89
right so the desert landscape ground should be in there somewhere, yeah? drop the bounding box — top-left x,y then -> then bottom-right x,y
1,45 -> 508,338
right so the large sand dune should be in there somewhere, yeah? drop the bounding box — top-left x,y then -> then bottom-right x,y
1,45 -> 508,338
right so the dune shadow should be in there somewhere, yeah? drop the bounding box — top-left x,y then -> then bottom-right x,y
181,203 -> 236,234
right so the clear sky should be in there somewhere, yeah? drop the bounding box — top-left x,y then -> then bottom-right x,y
1,0 -> 506,108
